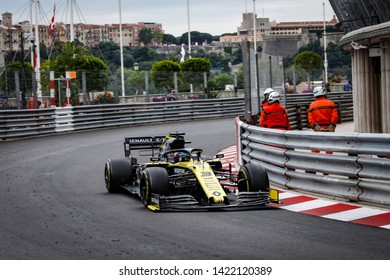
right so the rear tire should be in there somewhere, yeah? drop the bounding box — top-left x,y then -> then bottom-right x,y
238,163 -> 269,192
140,167 -> 170,207
105,158 -> 133,193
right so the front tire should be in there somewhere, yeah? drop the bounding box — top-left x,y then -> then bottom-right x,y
140,167 -> 170,207
237,163 -> 269,192
105,158 -> 133,193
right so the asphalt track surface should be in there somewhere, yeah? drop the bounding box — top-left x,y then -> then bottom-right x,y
1,118 -> 389,260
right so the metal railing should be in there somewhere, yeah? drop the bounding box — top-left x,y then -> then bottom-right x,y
285,91 -> 354,129
0,92 -> 354,140
0,98 -> 244,140
236,117 -> 390,207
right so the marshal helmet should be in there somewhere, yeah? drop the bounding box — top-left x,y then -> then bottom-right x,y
313,86 -> 326,98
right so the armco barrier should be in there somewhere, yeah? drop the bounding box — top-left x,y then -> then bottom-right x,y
236,117 -> 390,207
0,98 -> 245,140
0,108 -> 57,139
0,92 -> 353,140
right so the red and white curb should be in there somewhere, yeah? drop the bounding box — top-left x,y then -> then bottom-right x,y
219,146 -> 390,230
274,191 -> 390,229
220,145 -> 238,172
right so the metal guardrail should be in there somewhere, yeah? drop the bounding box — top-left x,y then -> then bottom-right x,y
285,91 -> 354,130
246,91 -> 353,129
3,92 -> 388,207
236,117 -> 390,207
0,98 -> 245,140
0,92 -> 354,140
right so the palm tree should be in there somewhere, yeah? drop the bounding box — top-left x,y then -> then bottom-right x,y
56,41 -> 89,72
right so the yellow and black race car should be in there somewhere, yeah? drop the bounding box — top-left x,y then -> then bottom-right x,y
104,132 -> 278,211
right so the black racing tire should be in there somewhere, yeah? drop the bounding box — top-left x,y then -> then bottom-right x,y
140,167 -> 170,207
237,163 -> 269,192
105,158 -> 133,193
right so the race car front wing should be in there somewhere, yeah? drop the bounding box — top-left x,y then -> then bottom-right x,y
146,191 -> 273,211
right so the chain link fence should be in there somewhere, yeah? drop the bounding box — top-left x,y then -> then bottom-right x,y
0,68 -> 244,109
242,40 -> 285,121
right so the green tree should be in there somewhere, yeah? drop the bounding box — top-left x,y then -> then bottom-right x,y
236,67 -> 244,89
55,41 -> 90,73
73,55 -> 109,93
127,69 -> 146,95
153,30 -> 163,44
181,58 -> 211,91
209,73 -> 234,90
139,28 -> 153,46
163,34 -> 178,45
132,46 -> 159,62
231,48 -> 243,65
40,42 -> 108,105
92,41 -> 119,62
294,51 -> 322,88
181,57 -> 211,73
285,40 -> 352,83
150,60 -> 181,90
1,61 -> 33,97
179,31 -> 214,45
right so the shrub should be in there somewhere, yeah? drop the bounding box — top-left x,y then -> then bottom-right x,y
94,92 -> 115,104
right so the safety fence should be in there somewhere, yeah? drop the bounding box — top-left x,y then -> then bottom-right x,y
236,117 -> 390,207
0,91 -> 354,140
0,98 -> 244,140
285,91 -> 353,130
0,69 -> 243,109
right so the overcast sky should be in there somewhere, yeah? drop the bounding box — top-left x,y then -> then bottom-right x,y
3,0 -> 336,36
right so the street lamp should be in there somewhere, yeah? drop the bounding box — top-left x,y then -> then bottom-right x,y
323,2 -> 328,84
16,25 -> 27,109
187,0 -> 191,58
253,0 -> 257,52
119,0 -> 125,97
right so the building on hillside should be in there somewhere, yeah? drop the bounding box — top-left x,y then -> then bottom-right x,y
263,16 -> 340,57
1,12 -> 12,27
220,12 -> 270,47
50,21 -> 162,47
221,13 -> 341,58
0,11 -> 164,51
0,12 -> 33,68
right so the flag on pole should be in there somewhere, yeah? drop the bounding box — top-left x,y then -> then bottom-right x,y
49,4 -> 56,36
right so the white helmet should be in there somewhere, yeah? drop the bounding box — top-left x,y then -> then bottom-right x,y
268,91 -> 280,104
313,86 -> 326,97
264,88 -> 274,99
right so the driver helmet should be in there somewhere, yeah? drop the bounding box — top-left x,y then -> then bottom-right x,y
174,151 -> 190,163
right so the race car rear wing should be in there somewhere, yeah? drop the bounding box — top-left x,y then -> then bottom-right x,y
124,136 -> 165,157
123,132 -> 190,157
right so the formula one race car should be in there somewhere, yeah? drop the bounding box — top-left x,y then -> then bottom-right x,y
104,132 -> 278,211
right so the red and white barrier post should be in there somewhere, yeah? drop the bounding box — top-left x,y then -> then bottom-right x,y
65,71 -> 76,107
66,79 -> 71,107
49,71 -> 56,107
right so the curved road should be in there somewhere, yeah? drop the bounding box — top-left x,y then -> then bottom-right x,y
1,118 -> 389,260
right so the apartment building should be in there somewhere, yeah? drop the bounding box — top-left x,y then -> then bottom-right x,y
0,11 -> 163,52
269,15 -> 339,35
1,12 -> 34,67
